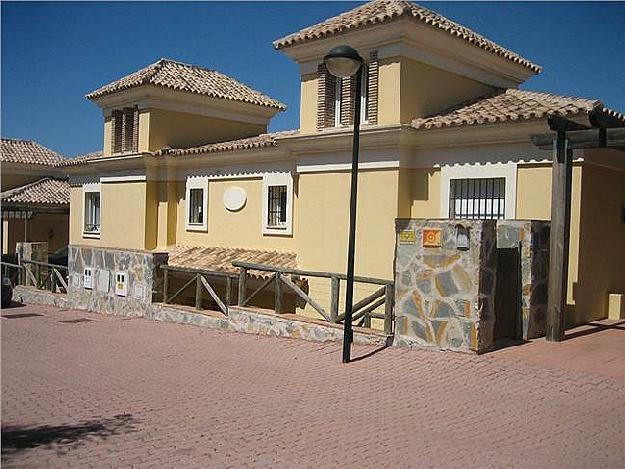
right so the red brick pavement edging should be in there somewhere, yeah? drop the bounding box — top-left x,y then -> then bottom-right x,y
2,304 -> 624,468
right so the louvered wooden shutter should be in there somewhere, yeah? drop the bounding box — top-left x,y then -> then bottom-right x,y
367,51 -> 379,125
340,76 -> 359,126
317,63 -> 337,130
132,106 -> 139,152
112,110 -> 123,154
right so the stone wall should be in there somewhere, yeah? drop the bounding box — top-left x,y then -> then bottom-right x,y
67,245 -> 168,316
497,220 -> 550,339
394,219 -> 497,353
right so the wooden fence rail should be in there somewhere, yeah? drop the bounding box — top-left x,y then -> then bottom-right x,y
1,261 -> 24,288
160,265 -> 238,316
232,261 -> 395,335
16,260 -> 69,294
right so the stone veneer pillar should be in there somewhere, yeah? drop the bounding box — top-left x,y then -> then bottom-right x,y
393,219 -> 498,353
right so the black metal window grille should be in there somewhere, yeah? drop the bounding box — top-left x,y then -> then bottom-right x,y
267,185 -> 287,227
84,192 -> 100,233
188,188 -> 204,225
449,177 -> 506,219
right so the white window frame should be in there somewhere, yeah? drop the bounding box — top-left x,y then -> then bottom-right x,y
185,176 -> 208,232
82,182 -> 101,238
334,78 -> 342,127
440,163 -> 517,219
262,173 -> 293,236
360,66 -> 369,124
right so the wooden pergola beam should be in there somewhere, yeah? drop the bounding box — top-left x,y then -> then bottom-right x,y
531,128 -> 625,150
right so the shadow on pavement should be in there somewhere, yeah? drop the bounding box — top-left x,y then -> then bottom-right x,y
350,344 -> 389,362
1,414 -> 139,459
1,301 -> 26,309
565,320 -> 625,340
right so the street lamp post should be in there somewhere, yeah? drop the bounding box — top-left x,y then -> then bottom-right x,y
323,45 -> 364,364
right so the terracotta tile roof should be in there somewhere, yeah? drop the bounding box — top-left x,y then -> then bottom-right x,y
155,130 -> 298,157
58,151 -> 103,167
1,138 -> 65,166
0,178 -> 70,207
167,246 -> 298,279
411,89 -> 625,130
86,58 -> 286,109
274,0 -> 541,73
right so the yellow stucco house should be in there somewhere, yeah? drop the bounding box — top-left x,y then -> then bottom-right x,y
63,0 -> 624,329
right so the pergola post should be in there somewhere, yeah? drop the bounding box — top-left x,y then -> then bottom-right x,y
545,116 -> 589,341
533,114 -> 625,342
546,131 -> 572,341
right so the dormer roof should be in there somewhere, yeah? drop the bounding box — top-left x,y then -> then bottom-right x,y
412,89 -> 625,129
0,138 -> 66,166
0,177 -> 70,207
86,58 -> 286,110
274,0 -> 541,74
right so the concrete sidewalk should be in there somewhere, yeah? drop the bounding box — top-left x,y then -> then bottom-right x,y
2,303 -> 624,468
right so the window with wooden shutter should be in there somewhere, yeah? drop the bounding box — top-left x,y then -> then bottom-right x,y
317,51 -> 378,129
111,106 -> 139,154
317,63 -> 338,130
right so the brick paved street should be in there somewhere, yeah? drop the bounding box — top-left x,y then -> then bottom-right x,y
2,303 -> 624,468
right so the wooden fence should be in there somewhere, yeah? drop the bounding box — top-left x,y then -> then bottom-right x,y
161,265 -> 238,315
233,261 -> 394,335
1,259 -> 68,294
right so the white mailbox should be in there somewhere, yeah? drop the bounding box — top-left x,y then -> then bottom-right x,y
83,267 -> 93,289
114,272 -> 128,297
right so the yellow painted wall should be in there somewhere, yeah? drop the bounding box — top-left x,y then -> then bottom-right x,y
377,58 -> 401,125
138,111 -> 150,153
300,73 -> 318,133
144,181 -> 159,250
103,116 -> 113,157
176,178 -> 296,251
408,168 -> 442,219
573,164 -> 625,323
296,169 -> 400,321
147,109 -> 266,152
516,165 -> 554,220
69,183 -> 148,250
400,58 -> 493,122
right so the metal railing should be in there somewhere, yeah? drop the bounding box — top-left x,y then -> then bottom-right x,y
160,265 -> 238,316
233,261 -> 394,335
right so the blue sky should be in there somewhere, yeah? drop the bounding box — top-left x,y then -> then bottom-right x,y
2,1 -> 624,157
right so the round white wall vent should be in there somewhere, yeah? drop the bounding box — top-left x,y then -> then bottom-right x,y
223,187 -> 247,211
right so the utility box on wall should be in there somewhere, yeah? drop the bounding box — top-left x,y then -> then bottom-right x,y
394,219 -> 498,353
67,245 -> 168,317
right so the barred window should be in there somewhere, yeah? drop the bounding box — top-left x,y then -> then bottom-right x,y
84,191 -> 100,234
449,178 -> 505,219
267,185 -> 287,228
188,188 -> 204,225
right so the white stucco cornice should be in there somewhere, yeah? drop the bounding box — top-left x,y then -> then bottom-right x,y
95,86 -> 281,125
284,19 -> 535,87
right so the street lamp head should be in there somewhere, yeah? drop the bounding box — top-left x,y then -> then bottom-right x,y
323,45 -> 363,78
